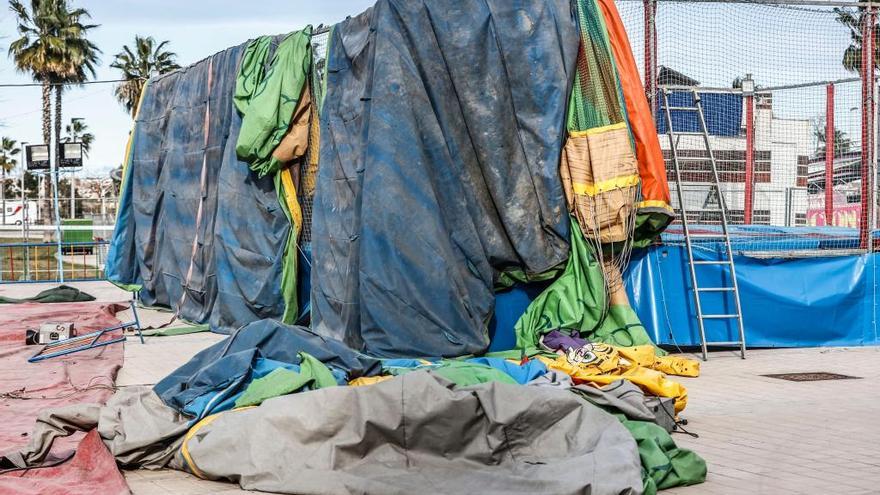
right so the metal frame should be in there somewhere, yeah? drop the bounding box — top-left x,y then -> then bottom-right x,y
28,296 -> 143,363
662,87 -> 748,360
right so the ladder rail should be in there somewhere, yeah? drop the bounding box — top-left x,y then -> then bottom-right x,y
692,89 -> 747,360
662,88 -> 747,360
661,89 -> 711,361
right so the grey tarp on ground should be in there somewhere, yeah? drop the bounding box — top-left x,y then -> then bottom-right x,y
105,40 -> 291,334
170,371 -> 644,495
312,0 -> 579,358
1,387 -> 189,471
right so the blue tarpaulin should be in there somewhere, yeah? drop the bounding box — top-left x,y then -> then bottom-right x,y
488,226 -> 880,350
655,91 -> 742,137
105,42 -> 292,333
625,244 -> 878,348
311,0 -> 579,358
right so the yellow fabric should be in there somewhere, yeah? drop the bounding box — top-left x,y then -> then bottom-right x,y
636,199 -> 675,214
560,125 -> 639,244
615,346 -> 700,378
572,174 -> 640,197
180,412 -> 223,479
348,375 -> 393,387
119,80 -> 150,193
569,121 -> 628,138
180,407 -> 256,479
536,343 -> 696,413
279,167 -> 303,235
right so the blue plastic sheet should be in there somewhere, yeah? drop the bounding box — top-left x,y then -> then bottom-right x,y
625,245 -> 878,347
655,91 -> 742,137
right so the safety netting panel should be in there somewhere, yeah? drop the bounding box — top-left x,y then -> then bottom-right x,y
619,1 -> 875,254
299,28 -> 331,247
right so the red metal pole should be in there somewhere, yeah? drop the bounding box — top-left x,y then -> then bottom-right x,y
860,9 -> 875,250
644,0 -> 656,115
744,94 -> 755,224
826,83 -> 835,226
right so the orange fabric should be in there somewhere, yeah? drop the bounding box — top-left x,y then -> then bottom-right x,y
597,0 -> 670,207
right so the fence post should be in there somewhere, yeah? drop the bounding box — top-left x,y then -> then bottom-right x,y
861,7 -> 876,251
826,83 -> 835,226
644,0 -> 657,116
744,93 -> 755,224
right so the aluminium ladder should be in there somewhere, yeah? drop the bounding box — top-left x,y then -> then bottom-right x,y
660,87 -> 747,361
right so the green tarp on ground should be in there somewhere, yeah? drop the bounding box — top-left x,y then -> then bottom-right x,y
0,285 -> 95,304
515,217 -> 656,350
234,352 -> 337,408
622,420 -> 708,494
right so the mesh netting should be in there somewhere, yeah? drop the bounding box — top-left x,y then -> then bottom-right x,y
299,28 -> 330,246
569,0 -> 626,131
619,0 -> 876,253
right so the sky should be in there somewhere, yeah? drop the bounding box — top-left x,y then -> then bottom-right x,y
0,0 -> 866,178
0,0 -> 374,177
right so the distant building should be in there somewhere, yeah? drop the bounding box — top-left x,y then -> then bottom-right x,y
658,82 -> 813,227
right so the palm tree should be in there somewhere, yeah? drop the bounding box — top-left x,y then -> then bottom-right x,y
0,138 -> 21,225
814,122 -> 853,156
111,36 -> 180,117
63,118 -> 94,157
8,0 -> 100,224
835,7 -> 880,74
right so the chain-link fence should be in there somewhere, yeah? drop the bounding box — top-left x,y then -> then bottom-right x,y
620,0 -> 879,254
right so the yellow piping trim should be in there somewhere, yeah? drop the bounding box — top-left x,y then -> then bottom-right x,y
119,80 -> 150,193
636,200 -> 674,213
280,167 -> 303,234
569,122 -> 627,138
180,413 -> 222,479
180,406 -> 257,479
572,174 -> 640,196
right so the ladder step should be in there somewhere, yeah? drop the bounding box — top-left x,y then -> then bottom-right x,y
689,233 -> 728,238
704,341 -> 743,346
696,287 -> 735,292
664,106 -> 699,111
693,260 -> 732,265
702,314 -> 740,319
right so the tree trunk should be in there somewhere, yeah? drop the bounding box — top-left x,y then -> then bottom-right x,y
41,82 -> 53,225
54,85 -> 63,220
1,167 -> 5,225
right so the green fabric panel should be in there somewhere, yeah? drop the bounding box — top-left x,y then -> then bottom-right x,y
234,368 -> 310,409
632,210 -> 675,248
235,28 -> 312,178
0,285 -> 95,304
140,324 -> 209,337
234,36 -> 273,115
514,217 -> 656,350
621,420 -> 707,493
298,352 -> 339,389
274,173 -> 299,324
432,361 -> 518,387
234,352 -> 336,408
495,264 -> 563,291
